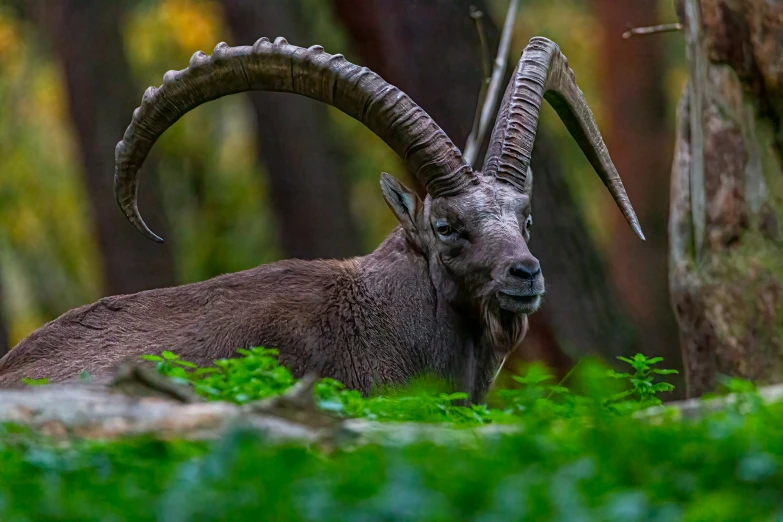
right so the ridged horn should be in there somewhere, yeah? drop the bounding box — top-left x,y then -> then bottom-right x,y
115,37 -> 474,242
482,37 -> 645,241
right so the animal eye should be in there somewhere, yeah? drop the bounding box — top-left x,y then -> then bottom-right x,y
525,216 -> 533,231
436,223 -> 455,236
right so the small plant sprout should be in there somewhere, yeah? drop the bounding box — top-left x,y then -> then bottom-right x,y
606,353 -> 679,407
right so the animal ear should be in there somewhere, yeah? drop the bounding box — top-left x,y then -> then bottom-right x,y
380,172 -> 422,234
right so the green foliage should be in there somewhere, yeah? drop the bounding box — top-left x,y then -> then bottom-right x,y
138,348 -> 502,425
716,375 -> 757,395
133,348 -> 681,426
143,348 -> 294,404
496,362 -> 583,418
606,353 -> 679,407
6,349 -> 783,520
2,386 -> 783,520
315,378 -> 508,425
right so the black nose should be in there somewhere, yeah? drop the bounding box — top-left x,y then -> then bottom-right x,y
508,259 -> 541,280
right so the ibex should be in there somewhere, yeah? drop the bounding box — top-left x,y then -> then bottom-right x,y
0,37 -> 643,402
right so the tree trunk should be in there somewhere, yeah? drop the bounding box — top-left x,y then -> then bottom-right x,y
222,0 -> 361,260
0,274 -> 8,359
670,0 -> 783,397
333,0 -> 639,372
592,0 -> 681,370
34,0 -> 177,296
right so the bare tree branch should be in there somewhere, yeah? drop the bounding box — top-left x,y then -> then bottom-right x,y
465,6 -> 491,165
463,0 -> 519,168
622,22 -> 683,39
470,6 -> 492,80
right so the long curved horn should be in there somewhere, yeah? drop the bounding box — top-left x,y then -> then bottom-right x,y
115,37 -> 474,242
482,37 -> 645,241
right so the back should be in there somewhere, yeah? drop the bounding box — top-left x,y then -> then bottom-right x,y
0,258 -> 356,386
0,230 -> 440,392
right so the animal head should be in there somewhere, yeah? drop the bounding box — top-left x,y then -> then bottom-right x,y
382,172 -> 543,316
377,38 -> 644,321
113,37 -> 643,324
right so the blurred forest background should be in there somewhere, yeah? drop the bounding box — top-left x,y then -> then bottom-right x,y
0,0 -> 686,385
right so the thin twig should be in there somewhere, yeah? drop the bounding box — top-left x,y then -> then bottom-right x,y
465,6 -> 491,164
545,359 -> 582,401
463,0 -> 519,168
470,6 -> 492,80
622,22 -> 682,39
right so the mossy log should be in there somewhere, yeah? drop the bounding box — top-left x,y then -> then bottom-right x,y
671,0 -> 783,397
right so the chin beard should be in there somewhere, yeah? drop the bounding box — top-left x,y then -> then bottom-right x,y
480,299 -> 529,356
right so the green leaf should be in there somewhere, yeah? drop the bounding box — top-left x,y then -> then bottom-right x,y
173,360 -> 198,369
161,351 -> 179,361
606,389 -> 634,402
140,355 -> 163,362
22,377 -> 49,386
193,368 -> 219,376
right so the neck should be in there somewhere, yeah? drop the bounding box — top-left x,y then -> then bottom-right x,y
358,227 -> 525,403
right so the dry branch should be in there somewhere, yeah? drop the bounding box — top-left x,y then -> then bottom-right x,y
622,23 -> 682,39
638,385 -> 783,421
463,0 -> 519,167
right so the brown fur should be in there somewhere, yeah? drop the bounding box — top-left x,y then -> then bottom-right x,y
0,176 -> 542,403
3,36 -> 641,403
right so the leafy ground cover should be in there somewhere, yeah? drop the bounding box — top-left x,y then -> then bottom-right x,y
141,348 -> 678,424
2,350 -> 783,521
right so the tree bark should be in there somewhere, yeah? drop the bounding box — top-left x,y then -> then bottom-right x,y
0,274 -> 8,359
670,0 -> 783,397
222,0 -> 361,260
592,0 -> 681,370
34,0 -> 177,296
333,0 -> 639,371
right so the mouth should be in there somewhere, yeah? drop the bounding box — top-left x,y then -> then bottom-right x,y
496,291 -> 542,314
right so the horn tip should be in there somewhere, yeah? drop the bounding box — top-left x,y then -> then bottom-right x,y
633,222 -> 646,241
128,209 -> 165,243
141,226 -> 165,243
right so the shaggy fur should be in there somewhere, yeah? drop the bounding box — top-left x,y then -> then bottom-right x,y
0,36 -> 642,404
0,178 -> 541,403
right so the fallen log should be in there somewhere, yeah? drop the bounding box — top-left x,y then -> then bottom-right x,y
638,384 -> 783,420
0,365 -> 515,446
2,364 -> 781,445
